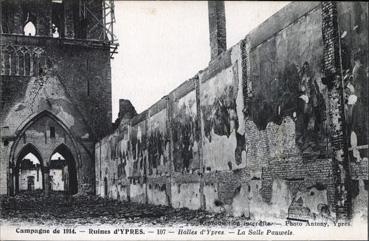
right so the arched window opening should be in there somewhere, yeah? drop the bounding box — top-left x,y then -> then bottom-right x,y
52,0 -> 64,38
10,51 -> 17,76
24,21 -> 36,36
3,52 -> 10,75
3,46 -> 15,75
17,51 -> 25,76
31,53 -> 37,76
23,12 -> 36,36
1,1 -> 10,33
24,53 -> 31,76
49,152 -> 66,192
50,144 -> 78,195
16,147 -> 43,193
18,47 -> 28,76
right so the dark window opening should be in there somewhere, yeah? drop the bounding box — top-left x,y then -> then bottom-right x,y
25,53 -> 31,75
18,53 -> 25,76
1,1 -> 10,33
52,0 -> 64,38
3,52 -> 10,75
50,126 -> 55,138
79,19 -> 88,39
73,3 -> 88,40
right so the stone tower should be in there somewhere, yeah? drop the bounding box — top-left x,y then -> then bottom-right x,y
0,0 -> 117,195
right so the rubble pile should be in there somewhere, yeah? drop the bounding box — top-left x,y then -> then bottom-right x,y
0,192 -> 252,226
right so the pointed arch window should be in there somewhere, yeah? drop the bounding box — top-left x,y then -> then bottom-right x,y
50,144 -> 78,194
23,12 -> 37,36
24,21 -> 36,36
15,143 -> 44,192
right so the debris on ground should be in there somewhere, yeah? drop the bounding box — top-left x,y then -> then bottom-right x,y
0,191 -> 257,227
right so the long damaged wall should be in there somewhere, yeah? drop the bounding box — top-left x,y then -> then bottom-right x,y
96,2 -> 368,221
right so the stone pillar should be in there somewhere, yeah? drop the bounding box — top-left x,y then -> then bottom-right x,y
44,165 -> 50,196
195,76 -> 206,210
9,166 -> 15,196
166,96 -> 172,207
321,1 -> 352,220
208,1 -> 227,61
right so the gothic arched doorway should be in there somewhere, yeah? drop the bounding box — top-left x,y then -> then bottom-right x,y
14,143 -> 44,194
50,144 -> 78,195
7,110 -> 82,196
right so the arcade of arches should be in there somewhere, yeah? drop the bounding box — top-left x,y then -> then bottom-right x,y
9,112 -> 79,195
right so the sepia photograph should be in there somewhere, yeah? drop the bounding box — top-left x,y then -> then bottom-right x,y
0,1 -> 368,240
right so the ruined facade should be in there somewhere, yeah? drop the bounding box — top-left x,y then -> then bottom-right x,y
0,0 -> 114,195
95,2 -> 368,221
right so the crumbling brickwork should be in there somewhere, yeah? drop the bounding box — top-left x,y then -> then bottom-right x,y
336,1 -> 369,220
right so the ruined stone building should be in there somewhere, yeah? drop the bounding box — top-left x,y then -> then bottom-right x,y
95,2 -> 368,221
1,1 -> 368,222
0,0 -> 117,195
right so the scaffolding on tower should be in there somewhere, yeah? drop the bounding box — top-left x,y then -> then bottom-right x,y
79,0 -> 119,58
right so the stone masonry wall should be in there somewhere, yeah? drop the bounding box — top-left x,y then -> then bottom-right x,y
0,34 -> 112,195
96,2 -> 368,221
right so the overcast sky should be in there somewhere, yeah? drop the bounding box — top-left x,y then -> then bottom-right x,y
111,1 -> 290,120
